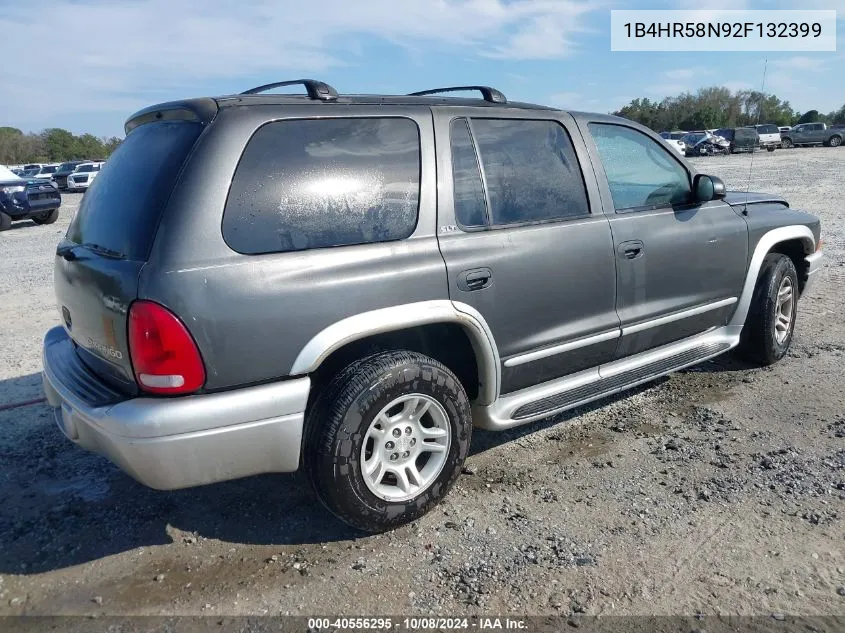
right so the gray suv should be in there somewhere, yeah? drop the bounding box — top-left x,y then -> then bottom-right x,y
42,80 -> 823,532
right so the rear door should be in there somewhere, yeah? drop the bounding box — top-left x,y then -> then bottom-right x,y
580,118 -> 748,359
54,114 -> 207,394
433,108 -> 619,394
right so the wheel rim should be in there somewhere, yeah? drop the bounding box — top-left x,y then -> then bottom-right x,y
831,137 -> 842,147
360,393 -> 451,503
774,277 -> 795,344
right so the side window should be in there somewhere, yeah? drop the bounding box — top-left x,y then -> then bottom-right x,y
588,123 -> 691,211
449,118 -> 488,228
223,118 -> 420,255
470,119 -> 590,226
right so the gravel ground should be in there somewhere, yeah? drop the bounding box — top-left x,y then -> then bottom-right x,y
0,148 -> 843,618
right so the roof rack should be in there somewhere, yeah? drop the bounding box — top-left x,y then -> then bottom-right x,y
240,79 -> 339,101
408,86 -> 507,104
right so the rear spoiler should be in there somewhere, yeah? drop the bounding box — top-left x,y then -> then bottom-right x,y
125,98 -> 218,135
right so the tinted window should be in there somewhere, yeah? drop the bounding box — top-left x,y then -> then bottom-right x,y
76,165 -> 94,173
450,118 -> 487,228
223,118 -> 420,255
469,119 -> 588,225
735,128 -> 758,140
41,166 -> 57,174
589,123 -> 691,211
67,121 -> 202,261
715,129 -> 734,140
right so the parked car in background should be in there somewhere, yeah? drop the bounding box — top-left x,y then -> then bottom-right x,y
782,123 -> 843,148
0,165 -> 61,230
714,127 -> 761,154
27,164 -> 60,180
67,162 -> 104,192
41,80 -> 822,532
22,163 -> 42,171
659,130 -> 688,140
681,131 -> 730,156
662,138 -> 685,155
52,161 -> 86,190
748,124 -> 781,151
779,126 -> 792,135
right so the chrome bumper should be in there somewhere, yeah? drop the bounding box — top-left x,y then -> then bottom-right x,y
42,326 -> 310,490
803,251 -> 823,294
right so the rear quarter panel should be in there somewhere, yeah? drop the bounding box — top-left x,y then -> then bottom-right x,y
141,104 -> 447,391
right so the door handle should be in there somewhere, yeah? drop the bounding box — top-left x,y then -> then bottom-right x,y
458,268 -> 492,292
617,240 -> 644,260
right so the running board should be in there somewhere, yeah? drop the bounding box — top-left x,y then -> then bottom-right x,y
472,326 -> 741,430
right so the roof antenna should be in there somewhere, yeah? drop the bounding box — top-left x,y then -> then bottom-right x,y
744,58 -> 768,215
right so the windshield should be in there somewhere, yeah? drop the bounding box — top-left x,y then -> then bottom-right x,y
57,162 -> 78,171
40,166 -> 58,174
67,120 -> 202,261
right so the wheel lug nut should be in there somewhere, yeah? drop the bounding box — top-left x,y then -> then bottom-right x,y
402,451 -> 410,458
389,453 -> 398,461
392,428 -> 401,438
405,427 -> 412,435
385,441 -> 394,450
410,438 -> 416,446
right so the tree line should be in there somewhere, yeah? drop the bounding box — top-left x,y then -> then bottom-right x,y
0,127 -> 122,164
613,86 -> 845,132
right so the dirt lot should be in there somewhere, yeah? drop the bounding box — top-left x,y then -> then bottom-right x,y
1,148 -> 843,619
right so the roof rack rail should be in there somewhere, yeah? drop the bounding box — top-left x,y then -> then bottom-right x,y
408,86 -> 507,104
240,79 -> 339,101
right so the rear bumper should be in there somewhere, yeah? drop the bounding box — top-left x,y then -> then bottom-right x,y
803,251 -> 823,294
41,326 -> 310,490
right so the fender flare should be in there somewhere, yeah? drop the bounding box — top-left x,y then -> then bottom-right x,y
729,225 -> 815,328
290,300 -> 501,405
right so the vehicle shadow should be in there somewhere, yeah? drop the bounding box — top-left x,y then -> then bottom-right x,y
0,356 -> 730,574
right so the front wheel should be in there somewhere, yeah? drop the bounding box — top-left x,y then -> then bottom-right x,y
737,253 -> 799,365
0,211 -> 11,231
829,136 -> 842,148
781,138 -> 794,149
31,209 -> 58,225
305,350 -> 472,532
767,146 -> 776,152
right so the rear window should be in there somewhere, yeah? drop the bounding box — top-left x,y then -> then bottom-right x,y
223,117 -> 421,255
736,128 -> 758,140
67,121 -> 202,261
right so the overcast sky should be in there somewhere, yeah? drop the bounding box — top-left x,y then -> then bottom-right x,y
1,0 -> 843,137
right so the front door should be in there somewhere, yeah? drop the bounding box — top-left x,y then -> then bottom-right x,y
433,109 -> 620,395
580,119 -> 749,358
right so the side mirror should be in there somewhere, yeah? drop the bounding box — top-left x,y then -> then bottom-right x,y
693,174 -> 726,202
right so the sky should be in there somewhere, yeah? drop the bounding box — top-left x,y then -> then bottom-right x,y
0,0 -> 842,138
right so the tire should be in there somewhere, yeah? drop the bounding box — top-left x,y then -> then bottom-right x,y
305,350 -> 472,532
830,135 -> 842,148
737,253 -> 799,366
781,138 -> 794,149
767,145 -> 776,152
0,211 -> 11,231
31,209 -> 59,225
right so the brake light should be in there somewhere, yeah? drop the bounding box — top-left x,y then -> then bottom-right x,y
128,300 -> 205,395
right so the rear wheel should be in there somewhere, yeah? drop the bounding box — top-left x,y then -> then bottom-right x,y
0,211 -> 11,231
32,209 -> 58,225
305,350 -> 472,532
737,253 -> 799,365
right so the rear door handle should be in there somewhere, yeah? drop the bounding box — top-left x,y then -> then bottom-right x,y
458,268 -> 492,292
617,240 -> 644,260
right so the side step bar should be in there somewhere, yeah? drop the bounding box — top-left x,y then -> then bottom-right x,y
472,326 -> 741,430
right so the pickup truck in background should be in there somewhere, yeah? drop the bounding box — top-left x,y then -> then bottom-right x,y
781,123 -> 843,148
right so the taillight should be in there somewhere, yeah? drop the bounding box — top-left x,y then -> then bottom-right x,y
128,300 -> 205,395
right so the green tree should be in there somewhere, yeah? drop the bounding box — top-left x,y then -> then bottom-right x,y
797,110 -> 820,124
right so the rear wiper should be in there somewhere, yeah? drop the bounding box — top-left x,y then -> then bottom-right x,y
80,243 -> 125,259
